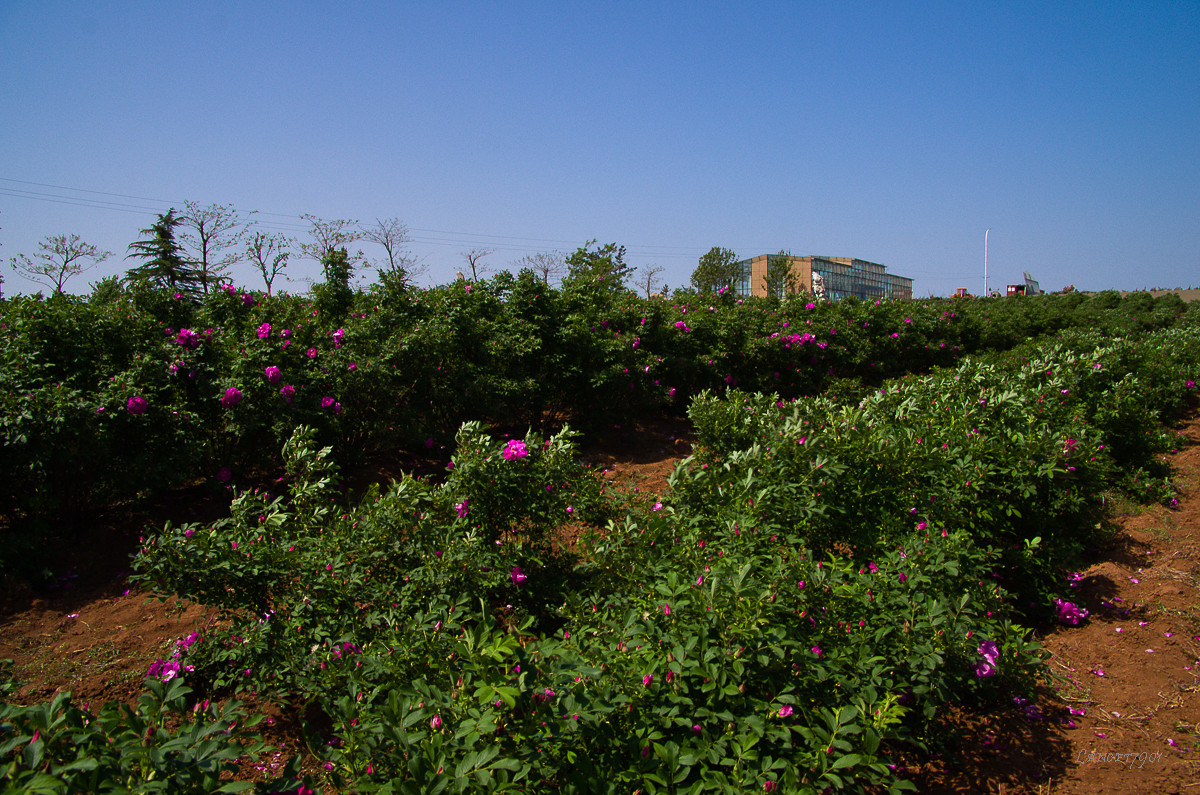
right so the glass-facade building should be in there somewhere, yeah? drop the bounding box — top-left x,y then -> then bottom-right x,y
732,255 -> 913,302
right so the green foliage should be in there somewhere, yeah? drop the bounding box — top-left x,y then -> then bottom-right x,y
691,247 -> 740,294
565,240 -> 634,291
6,291 -> 1197,791
446,421 -> 607,544
124,209 -> 204,297
763,250 -> 801,299
88,275 -> 126,305
2,287 -> 1196,561
0,675 -> 300,793
313,247 -> 355,320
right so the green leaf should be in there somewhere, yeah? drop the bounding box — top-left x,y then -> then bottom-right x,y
831,753 -> 863,769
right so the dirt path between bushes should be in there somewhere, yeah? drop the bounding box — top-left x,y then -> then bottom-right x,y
2,412 -> 1199,792
904,409 -> 1200,794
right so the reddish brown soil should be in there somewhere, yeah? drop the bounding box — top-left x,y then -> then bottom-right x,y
3,411 -> 1199,792
904,410 -> 1200,793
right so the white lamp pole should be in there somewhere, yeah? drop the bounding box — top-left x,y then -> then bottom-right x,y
984,228 -> 991,296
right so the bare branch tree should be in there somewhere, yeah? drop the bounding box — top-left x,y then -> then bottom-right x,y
245,231 -> 293,296
361,216 -> 430,285
178,201 -> 255,293
10,234 -> 113,294
461,248 -> 493,281
512,251 -> 566,285
361,217 -> 410,273
635,264 -> 666,299
299,215 -> 363,262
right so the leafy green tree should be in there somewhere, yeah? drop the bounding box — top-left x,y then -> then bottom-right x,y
314,246 -> 355,318
9,234 -> 113,295
764,249 -> 801,299
124,210 -> 202,295
565,240 -> 634,289
690,246 -> 740,294
88,275 -> 125,305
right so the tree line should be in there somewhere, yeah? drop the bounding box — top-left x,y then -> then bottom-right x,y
5,202 -> 810,301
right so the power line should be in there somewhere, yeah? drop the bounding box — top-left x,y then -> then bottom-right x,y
0,176 -> 710,260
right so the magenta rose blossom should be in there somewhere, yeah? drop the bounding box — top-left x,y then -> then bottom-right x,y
502,439 -> 528,460
220,387 -> 243,407
975,639 -> 1000,677
256,322 -> 271,339
1054,598 -> 1089,626
126,396 -> 148,415
265,366 -> 282,383
176,328 -> 201,349
280,384 -> 295,403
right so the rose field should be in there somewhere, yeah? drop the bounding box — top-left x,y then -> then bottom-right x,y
2,278 -> 1199,792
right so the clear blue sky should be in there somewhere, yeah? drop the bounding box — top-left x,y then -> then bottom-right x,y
2,1 -> 1197,297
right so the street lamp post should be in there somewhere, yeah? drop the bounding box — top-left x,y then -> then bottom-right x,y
984,228 -> 991,296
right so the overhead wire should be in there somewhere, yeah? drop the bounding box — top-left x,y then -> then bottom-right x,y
0,176 -> 707,262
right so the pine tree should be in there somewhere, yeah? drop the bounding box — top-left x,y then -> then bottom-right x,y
124,209 -> 203,295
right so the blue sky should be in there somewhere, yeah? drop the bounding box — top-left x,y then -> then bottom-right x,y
2,1 -> 1197,297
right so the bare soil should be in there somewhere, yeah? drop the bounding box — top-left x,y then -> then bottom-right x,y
3,411 -> 1199,792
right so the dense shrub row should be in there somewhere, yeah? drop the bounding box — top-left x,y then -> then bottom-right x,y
685,325 -> 1200,611
2,283 -> 1197,790
3,322 -> 1191,791
2,279 -> 1194,542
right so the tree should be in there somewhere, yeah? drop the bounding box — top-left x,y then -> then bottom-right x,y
88,275 -> 125,305
635,265 -> 666,299
314,247 -> 355,318
461,248 -> 493,281
763,249 -> 801,299
246,231 -> 293,296
9,234 -> 113,295
299,215 -> 362,262
691,246 -> 740,294
511,251 -> 566,285
178,201 -> 254,294
362,217 -> 428,287
124,210 -> 202,294
362,217 -> 410,274
565,240 -> 634,288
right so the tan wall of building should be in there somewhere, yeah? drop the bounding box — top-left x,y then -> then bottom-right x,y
739,255 -> 814,298
735,255 -> 913,301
